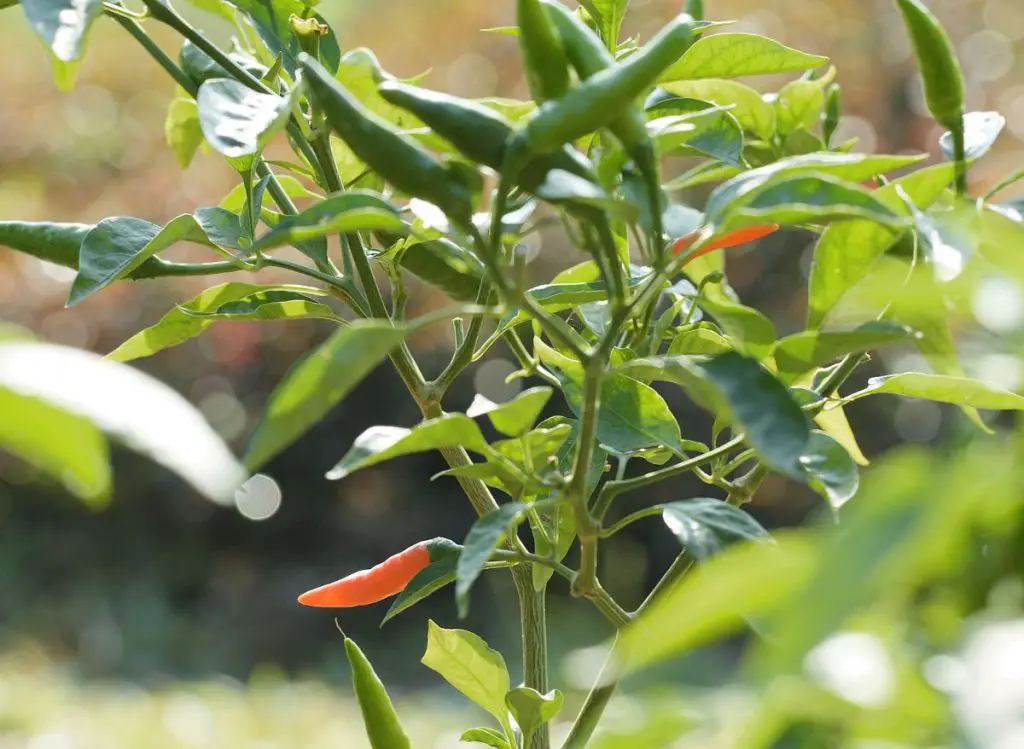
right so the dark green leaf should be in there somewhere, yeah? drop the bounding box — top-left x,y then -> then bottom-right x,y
456,503 -> 529,618
660,33 -> 827,82
467,387 -> 554,437
327,414 -> 490,480
69,210 -> 243,306
650,109 -> 746,167
108,283 -> 324,362
940,111 -> 1005,162
252,192 -> 404,252
798,430 -> 859,509
0,342 -> 245,503
398,238 -> 486,302
230,0 -> 306,75
245,321 -> 408,470
0,388 -> 111,507
383,553 -> 459,624
661,498 -> 770,561
772,322 -> 918,378
20,0 -> 102,61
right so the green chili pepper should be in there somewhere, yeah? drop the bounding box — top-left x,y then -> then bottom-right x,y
397,236 -> 488,302
344,637 -> 412,749
376,80 -> 596,191
823,83 -> 841,148
894,0 -> 966,192
544,1 -> 682,253
517,0 -> 572,102
299,54 -> 477,225
0,221 -> 161,278
894,0 -> 964,131
519,12 -> 698,154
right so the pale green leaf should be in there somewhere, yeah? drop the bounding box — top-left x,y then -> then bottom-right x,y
422,621 -> 511,723
661,33 -> 827,82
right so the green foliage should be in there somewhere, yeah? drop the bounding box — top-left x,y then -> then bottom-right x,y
4,1 -> 1024,748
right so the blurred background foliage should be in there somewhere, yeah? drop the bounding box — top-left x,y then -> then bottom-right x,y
1,0 -> 1023,745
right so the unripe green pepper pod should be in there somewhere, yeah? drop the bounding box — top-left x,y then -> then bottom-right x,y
522,12 -> 699,153
517,0 -> 572,102
376,79 -> 598,194
823,83 -> 841,147
0,221 -> 163,279
299,54 -> 477,226
894,0 -> 966,191
344,637 -> 413,749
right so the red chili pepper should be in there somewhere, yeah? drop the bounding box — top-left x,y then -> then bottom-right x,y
298,538 -> 460,608
673,223 -> 779,266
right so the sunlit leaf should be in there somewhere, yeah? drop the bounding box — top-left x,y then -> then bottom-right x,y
661,498 -> 770,561
660,79 -> 775,139
422,621 -> 511,724
839,373 -> 1024,411
772,322 -> 918,378
245,321 -> 408,470
20,0 -> 102,62
0,342 -> 245,504
197,78 -> 295,159
326,415 -> 491,480
506,687 -> 563,744
939,111 -> 1005,162
661,33 -> 827,82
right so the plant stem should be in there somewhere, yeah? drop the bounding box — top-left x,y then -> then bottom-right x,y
109,13 -> 197,95
261,256 -> 368,316
513,572 -> 550,749
569,362 -> 603,598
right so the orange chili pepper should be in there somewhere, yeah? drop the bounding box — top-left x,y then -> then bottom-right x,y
298,538 -> 459,608
673,223 -> 779,265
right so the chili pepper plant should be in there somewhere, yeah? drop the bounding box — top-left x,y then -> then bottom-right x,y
4,0 -> 1024,748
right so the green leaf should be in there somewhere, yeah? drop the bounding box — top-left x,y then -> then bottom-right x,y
252,192 -> 404,251
422,621 -> 511,724
908,196 -> 981,283
107,283 -> 323,363
661,33 -> 827,82
335,47 -> 429,129
710,173 -> 910,232
660,79 -> 775,139
549,356 -> 686,456
798,430 -> 859,510
0,388 -> 111,507
460,727 -> 510,749
807,162 -> 955,328
505,687 -> 563,743
775,69 -> 835,136
840,373 -> 1024,411
467,387 -> 553,437
668,324 -> 732,356
0,341 -> 246,503
620,353 -> 811,481
661,498 -> 770,562
772,322 -> 918,378
707,152 -> 928,222
614,532 -> 818,676
588,0 -> 630,48
20,0 -> 102,62
196,78 -> 295,159
0,221 -> 92,271
698,353 -> 811,480
492,422 -> 573,477
245,321 -> 408,470
327,414 -> 490,481
186,290 -> 340,322
692,297 -> 775,360
220,175 -> 322,212
456,503 -> 528,618
399,238 -> 487,302
940,111 -> 1005,162
230,0 -> 307,75
69,210 -> 243,307
165,97 -> 204,169
383,552 -> 460,624
650,108 -> 746,168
